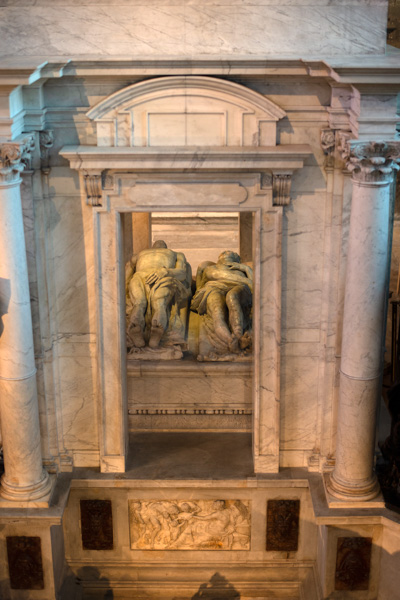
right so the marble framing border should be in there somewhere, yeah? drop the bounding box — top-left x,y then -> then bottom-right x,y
61,77 -> 311,474
91,169 -> 284,474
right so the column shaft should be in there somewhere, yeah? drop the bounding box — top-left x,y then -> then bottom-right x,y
328,138 -> 400,501
0,166 -> 50,501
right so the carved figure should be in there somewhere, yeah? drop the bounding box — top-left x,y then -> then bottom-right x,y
191,251 -> 253,360
126,240 -> 192,359
129,499 -> 250,550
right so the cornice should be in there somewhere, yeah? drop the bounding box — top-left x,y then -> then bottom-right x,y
60,145 -> 313,173
0,57 -> 399,89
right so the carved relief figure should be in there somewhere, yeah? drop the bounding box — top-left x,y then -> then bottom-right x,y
191,251 -> 253,361
129,499 -> 250,550
126,240 -> 192,359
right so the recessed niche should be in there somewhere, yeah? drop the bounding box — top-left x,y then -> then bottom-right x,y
123,210 -> 254,433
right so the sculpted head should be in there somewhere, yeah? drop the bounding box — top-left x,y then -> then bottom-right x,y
152,240 -> 168,249
218,250 -> 240,265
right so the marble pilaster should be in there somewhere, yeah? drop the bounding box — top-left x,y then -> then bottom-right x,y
328,140 -> 400,502
0,137 -> 51,503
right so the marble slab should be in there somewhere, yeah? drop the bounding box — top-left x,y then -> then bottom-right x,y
0,2 -> 387,58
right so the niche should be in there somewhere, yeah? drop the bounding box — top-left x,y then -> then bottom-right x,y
123,210 -> 254,433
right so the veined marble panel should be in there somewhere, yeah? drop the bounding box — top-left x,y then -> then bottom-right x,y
129,499 -> 251,550
0,3 -> 386,57
280,354 -> 319,451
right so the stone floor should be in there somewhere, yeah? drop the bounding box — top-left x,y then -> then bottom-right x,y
126,432 -> 254,479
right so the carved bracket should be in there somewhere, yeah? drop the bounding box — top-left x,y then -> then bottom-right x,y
83,170 -> 103,206
272,173 -> 292,206
339,136 -> 400,184
321,128 -> 337,170
39,130 -> 54,170
0,134 -> 35,184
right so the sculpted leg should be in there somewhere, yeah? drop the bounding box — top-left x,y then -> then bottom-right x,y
226,286 -> 245,339
149,286 -> 175,348
206,291 -> 236,351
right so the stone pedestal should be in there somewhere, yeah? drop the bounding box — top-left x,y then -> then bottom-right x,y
0,139 -> 51,503
328,141 -> 400,502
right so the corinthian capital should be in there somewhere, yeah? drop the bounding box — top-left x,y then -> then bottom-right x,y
339,137 -> 400,184
0,134 -> 35,184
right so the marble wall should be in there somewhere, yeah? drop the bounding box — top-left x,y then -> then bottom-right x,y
0,0 -> 388,59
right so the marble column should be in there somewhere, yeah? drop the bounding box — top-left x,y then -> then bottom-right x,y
0,138 -> 51,502
328,141 -> 400,501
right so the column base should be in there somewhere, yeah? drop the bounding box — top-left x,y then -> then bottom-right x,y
0,469 -> 54,506
325,471 -> 384,508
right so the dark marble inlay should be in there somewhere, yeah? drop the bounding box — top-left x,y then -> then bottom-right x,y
80,499 -> 113,550
266,499 -> 300,552
335,537 -> 372,591
6,536 -> 44,590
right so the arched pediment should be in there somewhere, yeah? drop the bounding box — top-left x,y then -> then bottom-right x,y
87,76 -> 286,148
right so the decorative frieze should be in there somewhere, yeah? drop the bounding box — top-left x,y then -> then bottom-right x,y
6,536 -> 44,590
129,408 -> 252,415
339,138 -> 400,184
129,499 -> 251,550
0,134 -> 35,184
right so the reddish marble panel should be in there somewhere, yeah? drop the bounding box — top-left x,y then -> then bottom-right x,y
80,499 -> 113,550
6,536 -> 44,590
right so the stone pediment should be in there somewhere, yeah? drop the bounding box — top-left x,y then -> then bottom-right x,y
87,76 -> 286,148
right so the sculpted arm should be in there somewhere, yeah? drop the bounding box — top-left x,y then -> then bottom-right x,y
125,254 -> 138,293
169,252 -> 189,282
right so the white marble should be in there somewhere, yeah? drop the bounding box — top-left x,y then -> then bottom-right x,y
0,2 -> 387,59
329,141 -> 400,502
62,76 -> 311,473
0,140 -> 51,502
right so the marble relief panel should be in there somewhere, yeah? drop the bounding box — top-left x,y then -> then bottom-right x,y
129,500 -> 251,550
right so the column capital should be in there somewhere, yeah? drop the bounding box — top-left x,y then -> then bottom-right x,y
339,135 -> 400,185
0,134 -> 35,184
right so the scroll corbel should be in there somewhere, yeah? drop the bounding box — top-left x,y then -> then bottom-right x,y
272,172 -> 292,206
83,169 -> 103,206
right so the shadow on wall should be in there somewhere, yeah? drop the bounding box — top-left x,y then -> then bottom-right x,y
189,572 -> 240,600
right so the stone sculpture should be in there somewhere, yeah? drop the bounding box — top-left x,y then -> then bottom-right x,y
125,240 -> 192,359
129,499 -> 250,550
191,251 -> 253,361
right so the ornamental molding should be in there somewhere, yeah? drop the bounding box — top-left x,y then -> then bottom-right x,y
83,170 -> 103,206
321,128 -> 336,156
272,173 -> 292,206
339,135 -> 400,184
39,130 -> 54,169
0,134 -> 35,184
